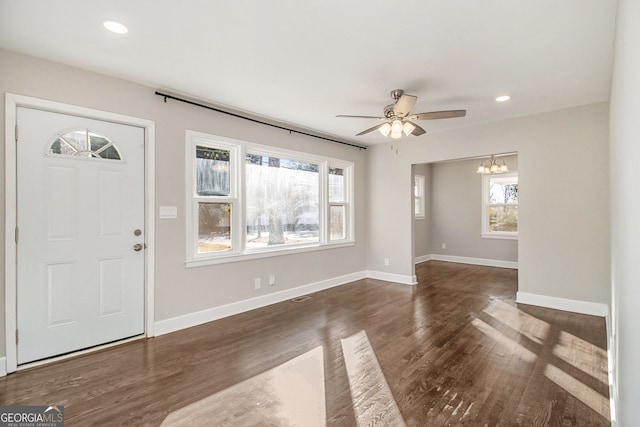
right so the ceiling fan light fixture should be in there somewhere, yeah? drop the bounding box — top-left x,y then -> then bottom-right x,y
378,122 -> 392,137
336,89 -> 467,138
391,119 -> 403,134
402,121 -> 416,136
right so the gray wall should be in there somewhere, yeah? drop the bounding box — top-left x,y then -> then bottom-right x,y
610,0 -> 640,424
0,49 -> 368,357
367,102 -> 610,306
427,155 -> 518,262
0,47 -> 614,371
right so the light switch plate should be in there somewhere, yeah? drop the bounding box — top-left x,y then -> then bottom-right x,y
159,206 -> 178,219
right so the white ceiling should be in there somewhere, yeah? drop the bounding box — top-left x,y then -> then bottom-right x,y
0,0 -> 618,146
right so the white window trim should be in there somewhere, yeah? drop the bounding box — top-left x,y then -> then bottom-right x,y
414,174 -> 425,219
481,171 -> 518,240
185,130 -> 355,267
328,159 -> 354,243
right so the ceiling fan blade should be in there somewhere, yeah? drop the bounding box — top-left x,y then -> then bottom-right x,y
409,110 -> 467,120
336,114 -> 386,120
409,122 -> 427,136
356,122 -> 387,136
393,94 -> 417,117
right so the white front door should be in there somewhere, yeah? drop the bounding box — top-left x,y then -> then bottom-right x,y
17,107 -> 145,364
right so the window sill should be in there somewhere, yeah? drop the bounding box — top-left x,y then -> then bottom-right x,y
481,232 -> 518,240
185,240 -> 355,268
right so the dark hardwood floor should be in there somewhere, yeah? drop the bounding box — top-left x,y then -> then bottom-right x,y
0,261 -> 610,426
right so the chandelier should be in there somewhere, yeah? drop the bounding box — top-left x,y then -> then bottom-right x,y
476,155 -> 509,174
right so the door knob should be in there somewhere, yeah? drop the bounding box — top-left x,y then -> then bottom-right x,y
133,243 -> 143,252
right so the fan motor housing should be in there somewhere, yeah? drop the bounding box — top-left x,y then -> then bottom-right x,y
390,89 -> 404,100
384,104 -> 396,118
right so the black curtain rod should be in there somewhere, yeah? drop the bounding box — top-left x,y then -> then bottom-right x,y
154,91 -> 366,150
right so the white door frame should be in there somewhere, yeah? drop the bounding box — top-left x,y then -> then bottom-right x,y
4,93 -> 156,374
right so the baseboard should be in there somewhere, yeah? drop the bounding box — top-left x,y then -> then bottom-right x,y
414,254 -> 432,264
0,357 -> 6,377
516,291 -> 609,317
366,270 -> 417,285
605,314 -> 618,426
154,271 -> 368,336
428,254 -> 518,269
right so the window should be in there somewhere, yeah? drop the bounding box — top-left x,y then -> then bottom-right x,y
329,165 -> 351,241
482,172 -> 518,239
186,131 -> 354,266
414,175 -> 425,219
191,140 -> 239,255
245,153 -> 319,249
48,129 -> 121,160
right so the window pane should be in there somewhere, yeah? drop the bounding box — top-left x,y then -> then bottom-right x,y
329,167 -> 345,202
90,134 -> 121,160
488,205 -> 518,232
245,154 -> 319,249
198,202 -> 232,253
489,178 -> 518,204
196,146 -> 230,196
330,205 -> 346,240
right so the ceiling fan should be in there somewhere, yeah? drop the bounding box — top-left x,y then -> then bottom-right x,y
336,89 -> 466,138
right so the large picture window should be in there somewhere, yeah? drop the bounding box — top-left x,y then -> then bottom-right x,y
245,153 -> 320,249
186,131 -> 354,266
482,172 -> 518,239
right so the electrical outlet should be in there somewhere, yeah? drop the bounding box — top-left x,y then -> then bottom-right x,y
268,274 -> 276,286
384,258 -> 390,266
441,243 -> 447,249
254,278 -> 261,290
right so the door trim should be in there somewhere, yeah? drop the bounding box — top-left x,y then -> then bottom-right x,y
4,93 -> 156,374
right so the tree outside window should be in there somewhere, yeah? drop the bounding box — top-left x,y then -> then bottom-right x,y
482,172 -> 518,239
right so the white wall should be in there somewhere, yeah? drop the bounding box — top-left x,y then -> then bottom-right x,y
0,49 -> 368,356
610,0 -> 640,424
367,102 -> 610,305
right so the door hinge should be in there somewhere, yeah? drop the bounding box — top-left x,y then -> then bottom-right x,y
15,329 -> 19,345
15,124 -> 18,143
15,227 -> 18,243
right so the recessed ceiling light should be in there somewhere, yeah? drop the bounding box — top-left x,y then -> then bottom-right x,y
496,95 -> 511,102
103,20 -> 128,34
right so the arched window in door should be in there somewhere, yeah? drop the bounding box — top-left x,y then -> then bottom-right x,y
48,129 -> 122,160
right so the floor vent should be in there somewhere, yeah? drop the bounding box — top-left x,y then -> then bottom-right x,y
291,295 -> 312,303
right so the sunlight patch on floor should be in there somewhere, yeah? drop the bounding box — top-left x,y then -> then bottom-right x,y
476,301 -> 610,421
161,346 -> 326,426
341,330 -> 407,427
485,299 -> 550,345
552,330 -> 609,385
471,317 -> 538,363
544,364 -> 610,419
